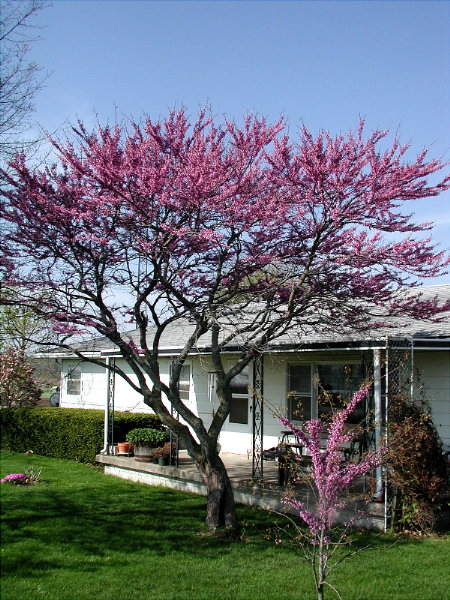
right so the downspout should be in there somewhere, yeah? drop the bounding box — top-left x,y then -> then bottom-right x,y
373,348 -> 384,502
101,357 -> 111,454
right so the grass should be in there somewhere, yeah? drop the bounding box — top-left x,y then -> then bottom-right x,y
1,451 -> 449,600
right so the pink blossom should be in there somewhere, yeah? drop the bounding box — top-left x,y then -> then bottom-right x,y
1,473 -> 29,484
280,386 -> 385,535
1,108 -> 448,538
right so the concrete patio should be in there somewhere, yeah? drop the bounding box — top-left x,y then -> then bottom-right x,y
96,450 -> 386,530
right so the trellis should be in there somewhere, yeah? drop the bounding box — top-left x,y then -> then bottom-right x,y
106,357 -> 116,453
384,336 -> 414,530
252,354 -> 264,480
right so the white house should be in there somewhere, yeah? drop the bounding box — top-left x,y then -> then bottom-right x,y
57,284 -> 450,466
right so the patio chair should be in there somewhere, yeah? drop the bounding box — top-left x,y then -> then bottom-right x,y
343,429 -> 372,463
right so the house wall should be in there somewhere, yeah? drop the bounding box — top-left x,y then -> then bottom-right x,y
60,358 -> 167,413
186,354 -> 255,454
414,350 -> 450,450
60,360 -> 108,409
261,350 -> 366,445
190,350 -> 366,454
60,347 -> 450,455
113,360 -> 157,413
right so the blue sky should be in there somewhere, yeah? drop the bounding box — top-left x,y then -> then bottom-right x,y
28,0 -> 450,282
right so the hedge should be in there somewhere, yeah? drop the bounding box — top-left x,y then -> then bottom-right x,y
0,407 -> 165,463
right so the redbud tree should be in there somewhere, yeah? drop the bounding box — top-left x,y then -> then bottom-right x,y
0,347 -> 41,407
0,109 -> 449,534
278,387 -> 385,600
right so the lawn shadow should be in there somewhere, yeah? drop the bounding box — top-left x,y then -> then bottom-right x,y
1,478 -> 276,579
2,452 -> 438,584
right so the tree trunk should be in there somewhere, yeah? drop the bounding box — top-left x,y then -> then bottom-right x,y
195,451 -> 237,534
317,533 -> 326,600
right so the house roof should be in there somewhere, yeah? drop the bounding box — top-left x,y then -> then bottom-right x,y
268,284 -> 450,350
83,284 -> 450,357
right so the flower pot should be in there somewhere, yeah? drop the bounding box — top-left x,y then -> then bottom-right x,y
117,442 -> 131,454
133,444 -> 154,462
158,457 -> 168,466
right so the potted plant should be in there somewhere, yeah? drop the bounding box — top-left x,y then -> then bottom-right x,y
125,428 -> 169,462
154,442 -> 176,466
117,441 -> 132,455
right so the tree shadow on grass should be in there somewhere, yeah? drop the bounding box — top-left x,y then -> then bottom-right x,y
1,480 -> 280,580
1,454 -> 433,584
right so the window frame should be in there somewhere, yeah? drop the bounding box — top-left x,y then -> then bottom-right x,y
228,365 -> 250,425
286,360 -> 365,424
66,365 -> 82,396
287,362 -> 313,422
178,364 -> 191,404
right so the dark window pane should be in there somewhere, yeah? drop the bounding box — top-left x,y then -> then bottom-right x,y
317,364 -> 364,423
288,394 -> 311,421
230,367 -> 249,395
230,396 -> 248,424
67,379 -> 81,395
288,365 -> 311,421
229,367 -> 249,424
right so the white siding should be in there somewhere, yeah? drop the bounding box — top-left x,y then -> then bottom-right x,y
190,356 -> 214,428
113,360 -> 154,413
79,361 -> 109,409
261,353 -> 290,452
60,360 -> 84,409
415,350 -> 450,450
60,348 -> 450,454
60,358 -> 171,413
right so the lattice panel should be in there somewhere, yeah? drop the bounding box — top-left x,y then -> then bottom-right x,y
252,354 -> 264,480
384,337 -> 414,530
386,337 -> 414,403
108,358 -> 115,452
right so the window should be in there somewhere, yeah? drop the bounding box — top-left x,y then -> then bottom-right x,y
178,365 -> 190,402
66,366 -> 81,395
288,364 -> 312,421
229,367 -> 249,424
317,363 -> 364,424
287,362 -> 365,424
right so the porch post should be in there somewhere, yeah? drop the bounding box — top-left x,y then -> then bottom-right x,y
373,348 -> 383,500
101,357 -> 111,454
109,358 -> 115,452
102,357 -> 115,455
252,353 -> 264,480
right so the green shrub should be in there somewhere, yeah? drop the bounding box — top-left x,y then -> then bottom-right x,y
388,395 -> 449,531
112,411 -> 165,441
126,428 -> 169,446
0,407 -> 164,463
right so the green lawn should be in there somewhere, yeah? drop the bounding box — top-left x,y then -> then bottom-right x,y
1,451 -> 449,600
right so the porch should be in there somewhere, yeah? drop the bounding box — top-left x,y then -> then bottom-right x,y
98,338 -> 425,534
96,450 -> 386,530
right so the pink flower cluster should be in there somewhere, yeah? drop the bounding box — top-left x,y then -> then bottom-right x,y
1,108 -> 449,347
280,386 -> 385,538
1,473 -> 29,484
